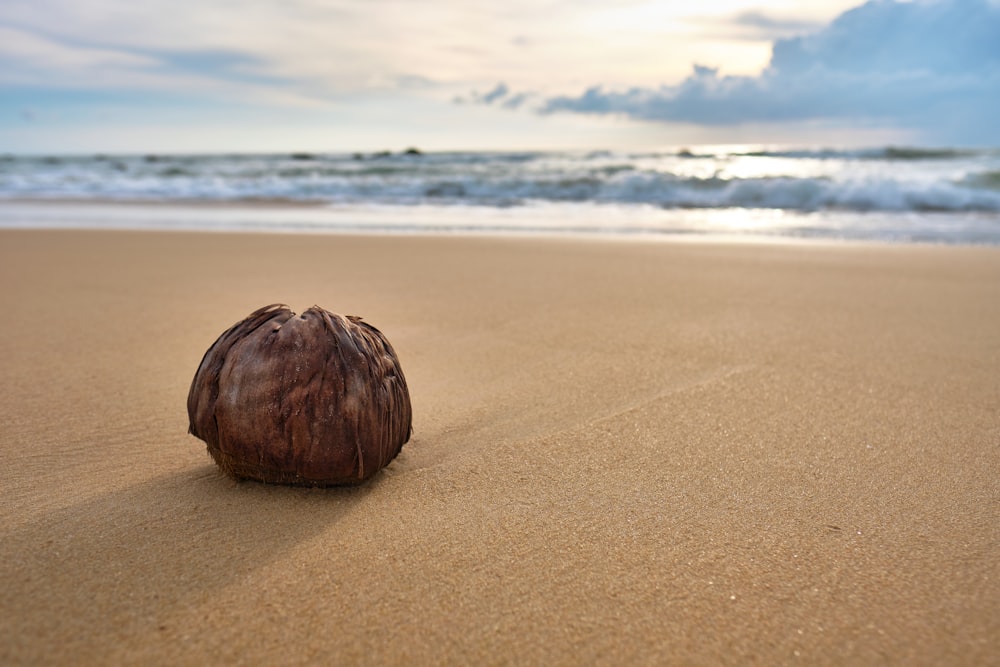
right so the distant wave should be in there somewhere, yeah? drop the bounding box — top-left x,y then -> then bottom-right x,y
674,146 -> 993,161
2,147 -> 999,214
961,170 -> 1000,190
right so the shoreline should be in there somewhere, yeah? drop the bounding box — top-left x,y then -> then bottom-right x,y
2,228 -> 998,665
2,198 -> 1000,247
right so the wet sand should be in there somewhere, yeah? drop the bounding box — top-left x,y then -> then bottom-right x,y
1,229 -> 997,665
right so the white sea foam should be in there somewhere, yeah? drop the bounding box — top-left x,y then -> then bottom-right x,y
1,147 -> 999,243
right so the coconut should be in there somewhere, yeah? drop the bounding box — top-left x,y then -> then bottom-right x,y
187,304 -> 411,486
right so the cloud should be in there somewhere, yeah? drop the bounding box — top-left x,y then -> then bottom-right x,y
465,82 -> 534,109
0,25 -> 157,84
0,0 -> 446,101
541,0 -> 1000,144
480,83 -> 510,105
142,49 -> 284,86
728,11 -> 825,39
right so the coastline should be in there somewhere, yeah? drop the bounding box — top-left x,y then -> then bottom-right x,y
3,198 -> 1000,245
2,228 -> 998,665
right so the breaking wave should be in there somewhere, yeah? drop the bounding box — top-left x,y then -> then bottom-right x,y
2,146 -> 1000,214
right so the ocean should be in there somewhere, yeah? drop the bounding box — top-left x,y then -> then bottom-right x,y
2,146 -> 999,243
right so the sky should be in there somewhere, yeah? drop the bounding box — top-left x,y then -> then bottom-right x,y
1,0 -> 998,153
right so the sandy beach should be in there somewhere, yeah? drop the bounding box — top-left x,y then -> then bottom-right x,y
1,228 -> 997,665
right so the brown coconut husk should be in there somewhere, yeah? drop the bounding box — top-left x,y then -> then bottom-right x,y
187,304 -> 412,486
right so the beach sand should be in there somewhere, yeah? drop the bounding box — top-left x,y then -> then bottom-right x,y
1,228 -> 998,665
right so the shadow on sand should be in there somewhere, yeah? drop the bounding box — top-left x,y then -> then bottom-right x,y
0,462 -> 378,661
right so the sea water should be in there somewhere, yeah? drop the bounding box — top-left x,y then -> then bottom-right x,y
1,146 -> 999,243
